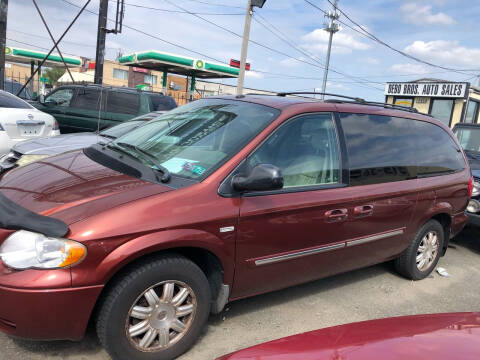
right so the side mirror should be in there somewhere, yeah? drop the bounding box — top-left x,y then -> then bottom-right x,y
39,94 -> 45,103
232,164 -> 284,192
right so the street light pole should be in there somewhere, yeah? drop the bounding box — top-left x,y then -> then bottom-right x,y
237,0 -> 266,96
321,0 -> 340,99
237,0 -> 253,96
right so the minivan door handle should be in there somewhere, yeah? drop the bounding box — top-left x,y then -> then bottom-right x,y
353,205 -> 374,218
324,208 -> 348,223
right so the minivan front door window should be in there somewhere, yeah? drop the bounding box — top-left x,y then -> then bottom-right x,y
108,99 -> 280,181
249,113 -> 340,188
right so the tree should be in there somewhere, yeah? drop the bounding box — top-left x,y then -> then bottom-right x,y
44,67 -> 66,86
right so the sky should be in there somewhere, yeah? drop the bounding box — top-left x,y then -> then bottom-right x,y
6,0 -> 480,101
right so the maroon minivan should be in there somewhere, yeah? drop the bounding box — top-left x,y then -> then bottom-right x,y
0,94 -> 471,360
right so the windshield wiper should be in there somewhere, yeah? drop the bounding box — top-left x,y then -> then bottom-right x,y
116,142 -> 171,183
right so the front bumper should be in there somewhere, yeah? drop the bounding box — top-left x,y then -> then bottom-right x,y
0,262 -> 103,341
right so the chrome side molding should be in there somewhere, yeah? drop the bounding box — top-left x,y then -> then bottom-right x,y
254,228 -> 405,266
255,243 -> 345,266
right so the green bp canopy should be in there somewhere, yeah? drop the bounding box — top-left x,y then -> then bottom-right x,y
5,46 -> 82,67
118,50 -> 239,79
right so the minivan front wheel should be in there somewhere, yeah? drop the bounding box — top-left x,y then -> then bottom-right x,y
395,220 -> 444,280
97,255 -> 211,360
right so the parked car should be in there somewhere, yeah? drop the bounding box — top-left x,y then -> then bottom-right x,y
453,123 -> 480,226
217,312 -> 480,360
0,90 -> 59,157
0,95 -> 471,360
32,84 -> 177,133
0,111 -> 166,173
4,79 -> 33,100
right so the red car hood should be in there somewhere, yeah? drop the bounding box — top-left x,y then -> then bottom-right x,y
0,150 -> 171,225
218,313 -> 480,360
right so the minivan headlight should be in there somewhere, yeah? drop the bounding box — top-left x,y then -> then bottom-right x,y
472,181 -> 480,197
0,230 -> 86,270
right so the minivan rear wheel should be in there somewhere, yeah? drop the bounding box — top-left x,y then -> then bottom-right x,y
395,219 -> 444,280
96,255 -> 211,360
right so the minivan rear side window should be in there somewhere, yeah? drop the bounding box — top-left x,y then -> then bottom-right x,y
415,121 -> 465,177
107,91 -> 140,115
339,113 -> 418,186
340,113 -> 466,186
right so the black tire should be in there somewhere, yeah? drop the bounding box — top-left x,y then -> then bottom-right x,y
96,255 -> 211,360
395,219 -> 444,280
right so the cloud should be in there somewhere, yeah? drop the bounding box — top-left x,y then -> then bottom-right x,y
404,40 -> 480,68
300,29 -> 370,55
279,57 -> 304,67
326,81 -> 350,90
245,71 -> 264,79
400,3 -> 455,26
389,63 -> 430,75
361,57 -> 380,65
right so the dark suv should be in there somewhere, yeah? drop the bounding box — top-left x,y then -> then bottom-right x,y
0,94 -> 471,360
453,123 -> 480,225
33,84 -> 177,133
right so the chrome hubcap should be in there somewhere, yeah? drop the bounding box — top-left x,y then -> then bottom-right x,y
126,281 -> 196,352
416,231 -> 439,271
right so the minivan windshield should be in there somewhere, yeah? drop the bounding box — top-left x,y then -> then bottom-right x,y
454,126 -> 480,153
110,99 -> 280,181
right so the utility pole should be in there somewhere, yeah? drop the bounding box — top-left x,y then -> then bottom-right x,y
237,0 -> 266,95
237,0 -> 253,96
321,0 -> 340,99
94,0 -> 108,85
0,0 -> 8,91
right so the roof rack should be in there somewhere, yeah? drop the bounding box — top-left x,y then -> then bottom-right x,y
277,92 -> 365,103
276,91 -> 425,115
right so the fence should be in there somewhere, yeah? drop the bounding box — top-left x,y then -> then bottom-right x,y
4,72 -> 40,100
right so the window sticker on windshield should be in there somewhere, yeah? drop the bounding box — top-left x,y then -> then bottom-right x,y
161,158 -> 198,173
183,162 -> 206,176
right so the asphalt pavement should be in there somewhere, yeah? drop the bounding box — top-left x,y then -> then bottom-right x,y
2,226 -> 480,360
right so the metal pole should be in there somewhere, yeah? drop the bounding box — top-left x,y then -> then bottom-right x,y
237,0 -> 252,96
16,0 -> 91,96
321,0 -> 339,100
32,0 -> 75,84
94,0 -> 108,85
0,0 -> 8,91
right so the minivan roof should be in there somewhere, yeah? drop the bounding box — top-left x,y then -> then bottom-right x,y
210,94 -> 439,125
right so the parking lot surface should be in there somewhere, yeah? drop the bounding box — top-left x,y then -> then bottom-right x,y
2,227 -> 480,360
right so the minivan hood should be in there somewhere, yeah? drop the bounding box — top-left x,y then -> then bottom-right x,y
13,133 -> 106,156
0,150 -> 172,225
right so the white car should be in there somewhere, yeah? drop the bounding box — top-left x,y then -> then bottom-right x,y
0,90 -> 60,157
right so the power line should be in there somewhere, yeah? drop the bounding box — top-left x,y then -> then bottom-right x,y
251,14 -> 384,90
163,0 -> 383,91
7,37 -> 88,58
8,28 -> 116,49
59,0 -> 383,92
181,0 -> 244,9
321,0 -> 479,74
111,0 -> 243,15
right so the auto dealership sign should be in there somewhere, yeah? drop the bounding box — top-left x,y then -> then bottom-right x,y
385,82 -> 468,98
